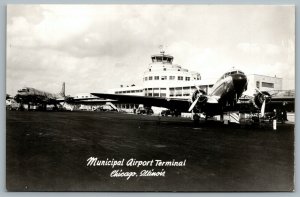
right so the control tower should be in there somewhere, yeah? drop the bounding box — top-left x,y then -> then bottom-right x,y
143,50 -> 201,97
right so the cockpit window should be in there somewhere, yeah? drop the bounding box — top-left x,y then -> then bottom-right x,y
230,71 -> 237,75
224,72 -> 229,78
18,88 -> 28,93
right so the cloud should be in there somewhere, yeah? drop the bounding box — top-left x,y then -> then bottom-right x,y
6,5 -> 295,95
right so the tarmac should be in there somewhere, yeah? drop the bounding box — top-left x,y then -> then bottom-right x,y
6,111 -> 294,191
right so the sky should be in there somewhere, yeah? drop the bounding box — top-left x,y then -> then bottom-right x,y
6,5 -> 295,96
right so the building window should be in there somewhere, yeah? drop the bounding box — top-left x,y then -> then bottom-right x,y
262,82 -> 274,88
154,76 -> 159,80
183,87 -> 190,96
161,76 -> 167,80
163,68 -> 166,71
148,88 -> 152,96
145,77 -> 148,81
175,87 -> 183,96
169,76 -> 175,80
149,76 -> 153,80
178,69 -> 181,71
169,88 -> 175,97
178,76 -> 183,80
153,88 -> 159,97
185,77 -> 190,81
160,88 -> 166,97
149,69 -> 151,72
256,81 -> 260,89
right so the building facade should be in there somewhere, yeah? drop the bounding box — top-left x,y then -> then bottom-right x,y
245,74 -> 283,96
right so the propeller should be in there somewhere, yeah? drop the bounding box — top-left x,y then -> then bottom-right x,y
189,86 -> 206,112
188,96 -> 200,112
255,88 -> 270,117
261,99 -> 266,117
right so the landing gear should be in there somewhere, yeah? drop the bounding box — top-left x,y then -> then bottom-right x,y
193,114 -> 200,125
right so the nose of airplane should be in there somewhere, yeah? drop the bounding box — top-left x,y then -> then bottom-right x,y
232,74 -> 247,91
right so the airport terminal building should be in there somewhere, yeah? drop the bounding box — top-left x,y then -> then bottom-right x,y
109,50 -> 214,99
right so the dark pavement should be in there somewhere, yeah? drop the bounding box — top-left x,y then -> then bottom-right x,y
6,111 -> 294,191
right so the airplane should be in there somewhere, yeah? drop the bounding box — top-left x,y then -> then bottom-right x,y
14,82 -> 70,110
13,83 -> 117,111
91,68 -> 294,124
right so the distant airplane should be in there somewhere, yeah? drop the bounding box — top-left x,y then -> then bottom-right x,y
13,82 -> 116,111
91,68 -> 294,123
14,82 -> 69,110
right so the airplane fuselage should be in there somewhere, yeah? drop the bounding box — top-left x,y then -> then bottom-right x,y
210,73 -> 247,103
200,70 -> 247,116
15,87 -> 61,105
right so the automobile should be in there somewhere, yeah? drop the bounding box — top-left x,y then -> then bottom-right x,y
161,109 -> 171,116
136,107 -> 153,115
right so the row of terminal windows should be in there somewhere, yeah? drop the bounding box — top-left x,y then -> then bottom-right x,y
145,88 -> 167,97
76,95 -> 97,98
144,76 -> 191,81
144,85 -> 213,97
151,56 -> 173,63
115,89 -> 143,94
149,68 -> 183,72
114,85 -> 213,97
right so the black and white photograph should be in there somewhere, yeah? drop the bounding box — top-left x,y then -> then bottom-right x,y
6,4 -> 295,191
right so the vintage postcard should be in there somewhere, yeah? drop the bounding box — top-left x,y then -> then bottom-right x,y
6,5 -> 295,191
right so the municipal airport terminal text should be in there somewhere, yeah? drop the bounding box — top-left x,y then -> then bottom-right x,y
86,157 -> 187,168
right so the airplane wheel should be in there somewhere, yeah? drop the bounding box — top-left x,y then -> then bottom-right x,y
193,114 -> 200,125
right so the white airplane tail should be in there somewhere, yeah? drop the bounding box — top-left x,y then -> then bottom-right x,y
58,82 -> 65,97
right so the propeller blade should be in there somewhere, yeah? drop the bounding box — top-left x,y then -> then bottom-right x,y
261,100 -> 266,117
194,85 -> 200,91
255,88 -> 263,94
188,96 -> 200,112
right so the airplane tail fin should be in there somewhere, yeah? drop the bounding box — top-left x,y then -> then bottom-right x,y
59,82 -> 65,97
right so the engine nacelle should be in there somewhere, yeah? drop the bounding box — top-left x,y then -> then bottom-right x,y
192,89 -> 207,102
253,91 -> 271,108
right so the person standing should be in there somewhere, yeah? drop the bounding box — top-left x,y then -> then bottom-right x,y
271,109 -> 277,130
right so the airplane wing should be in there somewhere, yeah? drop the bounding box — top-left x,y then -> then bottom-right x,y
91,93 -> 191,112
265,96 -> 294,112
236,93 -> 294,113
57,97 -> 116,103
